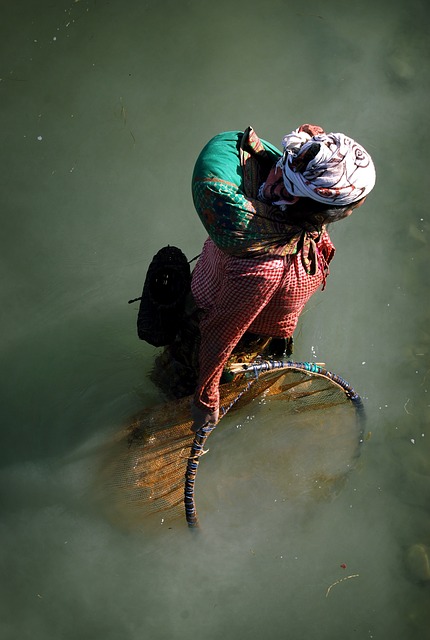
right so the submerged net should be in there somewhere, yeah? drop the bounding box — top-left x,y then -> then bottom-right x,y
98,361 -> 364,530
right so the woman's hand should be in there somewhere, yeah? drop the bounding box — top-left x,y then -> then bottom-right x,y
190,403 -> 219,433
261,165 -> 289,202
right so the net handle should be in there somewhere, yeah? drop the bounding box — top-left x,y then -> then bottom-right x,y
184,375 -> 258,528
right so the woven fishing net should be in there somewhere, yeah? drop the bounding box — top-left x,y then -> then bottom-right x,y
97,363 -> 363,529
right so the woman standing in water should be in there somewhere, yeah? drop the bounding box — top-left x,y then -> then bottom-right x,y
190,124 -> 376,432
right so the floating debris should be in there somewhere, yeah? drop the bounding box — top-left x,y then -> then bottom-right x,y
326,574 -> 360,597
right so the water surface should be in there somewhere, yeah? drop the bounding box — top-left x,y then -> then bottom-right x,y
1,1 -> 429,638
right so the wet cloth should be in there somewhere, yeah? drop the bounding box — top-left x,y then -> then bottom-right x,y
280,126 -> 376,205
192,127 -> 325,261
191,233 -> 335,413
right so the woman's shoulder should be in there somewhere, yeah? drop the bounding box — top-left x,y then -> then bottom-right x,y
193,131 -> 244,186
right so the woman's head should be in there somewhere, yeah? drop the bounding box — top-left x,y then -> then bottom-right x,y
280,124 -> 376,207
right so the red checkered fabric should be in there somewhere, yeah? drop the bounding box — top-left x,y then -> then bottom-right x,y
191,233 -> 335,412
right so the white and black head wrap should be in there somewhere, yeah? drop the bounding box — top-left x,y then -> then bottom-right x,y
279,128 -> 376,206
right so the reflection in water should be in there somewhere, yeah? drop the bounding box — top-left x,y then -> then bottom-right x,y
1,0 -> 429,638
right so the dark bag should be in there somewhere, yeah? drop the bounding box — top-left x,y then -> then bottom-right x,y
135,246 -> 191,347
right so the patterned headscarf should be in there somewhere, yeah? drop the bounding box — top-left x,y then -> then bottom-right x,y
279,124 -> 376,206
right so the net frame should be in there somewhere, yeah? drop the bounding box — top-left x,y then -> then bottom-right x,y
184,359 -> 364,527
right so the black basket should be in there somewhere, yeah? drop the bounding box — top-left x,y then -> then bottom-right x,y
137,246 -> 191,347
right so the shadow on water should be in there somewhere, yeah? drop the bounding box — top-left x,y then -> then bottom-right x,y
1,0 -> 430,638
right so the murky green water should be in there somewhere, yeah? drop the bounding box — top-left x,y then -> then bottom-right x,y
1,1 -> 429,638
